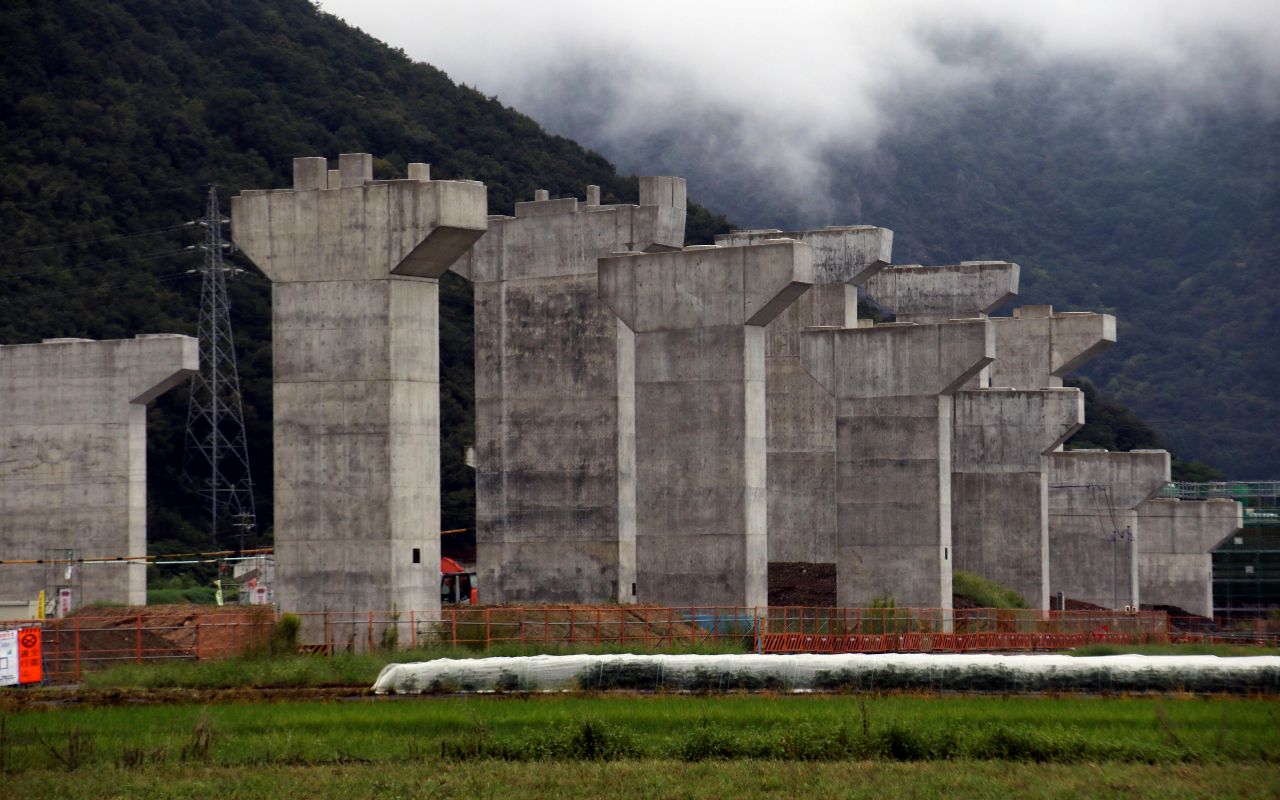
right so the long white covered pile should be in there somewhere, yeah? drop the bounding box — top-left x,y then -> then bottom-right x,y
372,652 -> 1280,694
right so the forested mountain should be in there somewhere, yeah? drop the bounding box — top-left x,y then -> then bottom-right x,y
0,0 -> 727,560
0,0 -> 1222,570
515,56 -> 1280,478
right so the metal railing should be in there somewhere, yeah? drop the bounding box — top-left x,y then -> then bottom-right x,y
1159,481 -> 1280,500
3,604 -> 1276,684
0,609 -> 273,683
290,606 -> 1175,654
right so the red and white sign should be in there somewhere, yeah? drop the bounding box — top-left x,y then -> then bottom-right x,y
0,628 -> 43,686
18,627 -> 41,684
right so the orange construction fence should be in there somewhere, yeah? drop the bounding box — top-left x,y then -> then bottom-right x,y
3,604 -> 1276,684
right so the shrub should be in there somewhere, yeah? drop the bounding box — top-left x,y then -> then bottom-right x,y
269,614 -> 301,656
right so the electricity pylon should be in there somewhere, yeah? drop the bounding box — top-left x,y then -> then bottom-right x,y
184,185 -> 257,549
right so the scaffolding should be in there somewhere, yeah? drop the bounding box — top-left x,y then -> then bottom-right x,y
1160,482 -> 1280,615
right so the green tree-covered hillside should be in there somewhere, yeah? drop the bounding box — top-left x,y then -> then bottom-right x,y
0,0 -> 726,559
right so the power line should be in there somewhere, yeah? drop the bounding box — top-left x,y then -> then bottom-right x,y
1,248 -> 194,282
0,267 -> 194,304
184,185 -> 258,552
6,223 -> 192,255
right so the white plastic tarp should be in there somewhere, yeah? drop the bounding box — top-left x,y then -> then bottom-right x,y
373,652 -> 1280,694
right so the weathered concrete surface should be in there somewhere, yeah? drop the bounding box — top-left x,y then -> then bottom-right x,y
715,226 -> 893,564
953,304 -> 1114,608
863,261 -> 1018,324
864,269 -> 1111,611
801,320 -> 994,609
988,305 -> 1116,389
1048,450 -> 1170,609
1137,498 -> 1241,617
600,240 -> 814,607
232,153 -> 487,615
452,178 -> 685,604
0,335 -> 197,608
951,389 -> 1083,609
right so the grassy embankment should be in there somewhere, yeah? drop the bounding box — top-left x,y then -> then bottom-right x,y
1,694 -> 1277,797
952,571 -> 1031,609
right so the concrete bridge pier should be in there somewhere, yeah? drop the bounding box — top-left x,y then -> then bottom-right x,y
450,177 -> 686,604
800,320 -> 993,609
599,239 -> 814,607
232,153 -> 488,616
716,226 -> 892,565
0,334 -> 197,608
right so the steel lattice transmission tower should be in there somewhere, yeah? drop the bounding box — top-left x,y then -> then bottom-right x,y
184,185 -> 257,548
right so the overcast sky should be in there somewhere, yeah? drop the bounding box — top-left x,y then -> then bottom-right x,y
318,0 -> 1279,125
317,1 -> 1279,218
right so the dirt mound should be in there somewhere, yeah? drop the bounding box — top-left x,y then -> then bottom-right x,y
1064,598 -> 1108,611
1142,604 -> 1215,631
768,562 -> 837,607
43,605 -> 275,675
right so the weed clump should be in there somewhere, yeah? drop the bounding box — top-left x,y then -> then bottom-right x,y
269,614 -> 301,656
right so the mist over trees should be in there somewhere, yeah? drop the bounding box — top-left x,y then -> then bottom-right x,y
0,0 -> 1232,569
509,44 -> 1279,479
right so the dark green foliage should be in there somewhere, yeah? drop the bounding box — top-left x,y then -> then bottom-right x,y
268,613 -> 300,656
1065,377 -> 1225,481
1065,377 -> 1165,453
441,714 -> 1206,764
442,717 -> 641,761
145,587 -> 218,605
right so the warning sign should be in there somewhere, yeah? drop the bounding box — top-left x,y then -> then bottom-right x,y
18,627 -> 41,684
0,630 -> 16,687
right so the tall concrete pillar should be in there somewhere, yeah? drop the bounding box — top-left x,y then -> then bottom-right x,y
0,335 -> 197,607
800,320 -> 993,608
951,389 -> 1083,608
958,305 -> 1116,608
985,306 -> 1174,611
231,154 -> 487,615
451,177 -> 685,603
599,240 -> 814,607
1137,497 -> 1241,617
715,226 -> 892,564
864,261 -> 1072,609
1048,449 -> 1170,609
868,274 -> 1112,609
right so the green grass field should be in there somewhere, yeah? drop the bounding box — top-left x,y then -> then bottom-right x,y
3,694 -> 1276,797
9,761 -> 1280,799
